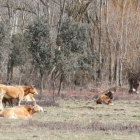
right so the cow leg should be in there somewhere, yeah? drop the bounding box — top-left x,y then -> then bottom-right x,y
18,94 -> 24,106
8,99 -> 12,107
96,98 -> 102,104
108,99 -> 113,105
4,102 -> 6,108
10,99 -> 13,107
102,98 -> 110,105
17,98 -> 21,106
18,101 -> 20,106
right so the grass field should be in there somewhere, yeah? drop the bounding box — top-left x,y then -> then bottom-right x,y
1,90 -> 140,140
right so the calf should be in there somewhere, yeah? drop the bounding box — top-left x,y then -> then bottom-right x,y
23,93 -> 36,101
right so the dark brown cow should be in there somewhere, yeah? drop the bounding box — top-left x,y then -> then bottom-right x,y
128,78 -> 139,94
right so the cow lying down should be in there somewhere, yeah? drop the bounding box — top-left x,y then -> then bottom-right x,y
96,91 -> 114,105
0,102 -> 43,119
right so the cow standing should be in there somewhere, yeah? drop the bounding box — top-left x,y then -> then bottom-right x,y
0,84 -> 38,111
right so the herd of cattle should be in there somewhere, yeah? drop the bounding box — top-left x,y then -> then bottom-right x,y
0,81 -> 137,119
0,84 -> 43,119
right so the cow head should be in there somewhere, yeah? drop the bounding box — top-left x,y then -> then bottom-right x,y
105,91 -> 114,99
30,102 -> 43,113
29,85 -> 38,95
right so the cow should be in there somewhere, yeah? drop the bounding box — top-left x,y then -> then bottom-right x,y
2,93 -> 36,108
0,102 -> 43,119
96,91 -> 114,105
23,93 -> 36,101
2,97 -> 13,108
0,84 -> 38,111
128,78 -> 139,94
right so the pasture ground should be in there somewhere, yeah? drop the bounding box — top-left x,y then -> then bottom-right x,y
1,89 -> 140,140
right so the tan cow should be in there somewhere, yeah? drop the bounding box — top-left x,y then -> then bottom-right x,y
0,102 -> 43,119
23,93 -> 36,101
2,93 -> 36,108
96,91 -> 114,105
0,84 -> 38,110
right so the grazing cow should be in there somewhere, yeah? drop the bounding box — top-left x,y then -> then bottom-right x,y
0,84 -> 38,111
0,102 -> 43,119
23,93 -> 36,101
96,91 -> 114,105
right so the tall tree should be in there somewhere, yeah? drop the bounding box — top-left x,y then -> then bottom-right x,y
7,33 -> 27,84
26,17 -> 54,95
55,18 -> 96,94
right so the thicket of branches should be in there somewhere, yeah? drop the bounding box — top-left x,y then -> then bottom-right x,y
0,0 -> 140,93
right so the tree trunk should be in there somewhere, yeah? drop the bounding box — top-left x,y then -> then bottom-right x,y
116,57 -> 120,86
119,0 -> 125,87
98,0 -> 103,82
40,71 -> 44,95
58,74 -> 64,95
58,0 -> 66,33
119,59 -> 123,86
7,62 -> 11,85
7,58 -> 12,85
52,79 -> 56,103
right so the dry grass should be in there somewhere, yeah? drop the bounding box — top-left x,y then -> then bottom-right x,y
9,119 -> 140,133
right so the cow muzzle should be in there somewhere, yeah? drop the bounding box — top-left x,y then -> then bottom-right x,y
40,107 -> 44,112
132,88 -> 136,92
34,90 -> 38,95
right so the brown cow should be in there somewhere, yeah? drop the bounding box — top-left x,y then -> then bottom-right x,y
0,85 -> 38,110
96,91 -> 114,105
2,97 -> 13,107
0,102 -> 43,119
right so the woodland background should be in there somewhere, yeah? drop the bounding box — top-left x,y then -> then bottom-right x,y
0,0 -> 139,94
